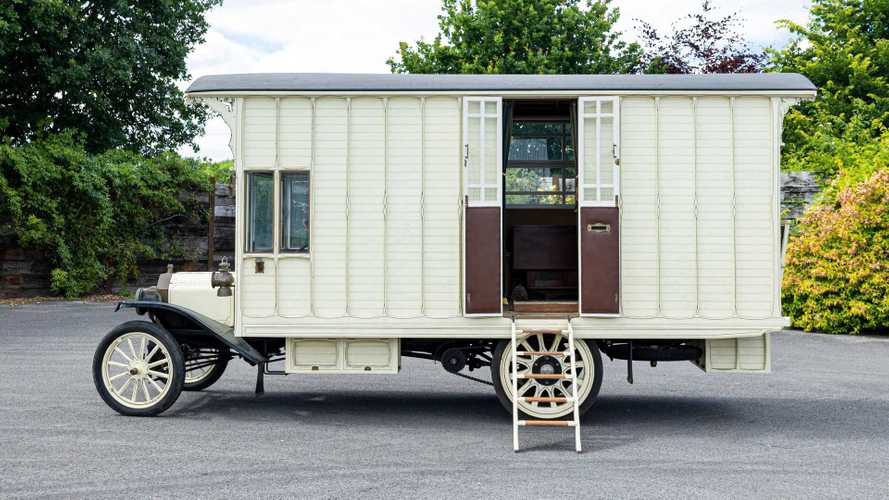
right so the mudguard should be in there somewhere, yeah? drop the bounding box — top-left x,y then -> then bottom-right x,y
116,300 -> 267,365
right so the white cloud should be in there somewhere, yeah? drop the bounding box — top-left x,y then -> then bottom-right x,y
181,0 -> 811,162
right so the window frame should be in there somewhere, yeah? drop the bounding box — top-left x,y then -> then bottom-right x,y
280,171 -> 310,254
504,118 -> 577,209
245,171 -> 275,254
577,96 -> 620,208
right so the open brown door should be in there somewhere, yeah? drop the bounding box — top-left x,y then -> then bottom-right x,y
463,97 -> 503,316
577,97 -> 620,315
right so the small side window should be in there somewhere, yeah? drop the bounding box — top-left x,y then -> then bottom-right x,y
281,172 -> 309,252
246,172 -> 274,253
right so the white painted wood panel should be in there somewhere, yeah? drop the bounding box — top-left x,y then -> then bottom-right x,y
618,97 -> 658,316
657,97 -> 697,318
312,98 -> 348,317
421,97 -> 462,317
617,95 -> 778,321
386,97 -> 423,317
236,95 -> 462,323
277,257 -> 311,317
695,97 -> 735,317
243,97 -> 276,169
241,257 -> 275,317
229,91 -> 782,336
346,97 -> 386,317
733,97 -> 774,318
278,98 -> 312,168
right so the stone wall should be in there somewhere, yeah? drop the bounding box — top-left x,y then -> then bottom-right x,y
781,171 -> 821,221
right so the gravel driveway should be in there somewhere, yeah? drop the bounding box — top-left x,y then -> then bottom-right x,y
1,302 -> 887,499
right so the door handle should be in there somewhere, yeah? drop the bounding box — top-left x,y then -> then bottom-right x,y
586,223 -> 611,233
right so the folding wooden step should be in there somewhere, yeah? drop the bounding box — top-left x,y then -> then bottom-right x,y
511,319 -> 582,453
518,420 -> 575,427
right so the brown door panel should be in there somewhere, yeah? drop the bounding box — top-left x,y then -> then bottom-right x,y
465,206 -> 502,314
580,207 -> 620,314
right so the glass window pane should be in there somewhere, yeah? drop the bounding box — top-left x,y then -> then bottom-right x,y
281,172 -> 309,252
506,167 -> 558,194
512,121 -> 563,136
505,193 -> 569,206
509,137 -> 563,160
564,124 -> 575,160
247,172 -> 274,253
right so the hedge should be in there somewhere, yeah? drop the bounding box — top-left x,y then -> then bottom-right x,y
0,132 -> 222,297
782,168 -> 889,334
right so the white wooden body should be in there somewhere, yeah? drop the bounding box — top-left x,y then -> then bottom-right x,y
188,75 -> 814,373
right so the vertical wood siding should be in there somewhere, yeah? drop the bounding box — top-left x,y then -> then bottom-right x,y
238,95 -> 461,321
235,92 -> 779,326
620,96 -> 777,319
311,98 -> 348,317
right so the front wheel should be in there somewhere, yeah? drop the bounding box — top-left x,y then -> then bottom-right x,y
491,333 -> 603,419
92,321 -> 185,416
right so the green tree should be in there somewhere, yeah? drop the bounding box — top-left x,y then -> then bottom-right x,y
770,0 -> 889,180
387,0 -> 641,74
0,0 -> 221,154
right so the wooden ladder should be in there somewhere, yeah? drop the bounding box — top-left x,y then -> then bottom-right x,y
510,320 -> 582,453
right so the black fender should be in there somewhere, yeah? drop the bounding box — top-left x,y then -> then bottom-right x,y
116,300 -> 267,365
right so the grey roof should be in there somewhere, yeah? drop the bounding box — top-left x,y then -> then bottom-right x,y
187,73 -> 816,94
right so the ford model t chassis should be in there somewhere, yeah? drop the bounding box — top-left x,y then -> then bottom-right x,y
92,265 -> 707,420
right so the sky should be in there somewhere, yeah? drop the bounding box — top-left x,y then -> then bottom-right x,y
181,0 -> 811,162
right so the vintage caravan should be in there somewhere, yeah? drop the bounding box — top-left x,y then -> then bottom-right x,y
92,73 -> 815,450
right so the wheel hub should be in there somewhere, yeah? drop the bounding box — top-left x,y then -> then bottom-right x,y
532,355 -> 562,386
128,360 -> 148,377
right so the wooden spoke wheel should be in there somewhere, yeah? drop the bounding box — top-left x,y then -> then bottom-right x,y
93,321 -> 184,416
491,332 -> 603,419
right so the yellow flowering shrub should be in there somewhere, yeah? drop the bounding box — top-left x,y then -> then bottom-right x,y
782,168 -> 889,334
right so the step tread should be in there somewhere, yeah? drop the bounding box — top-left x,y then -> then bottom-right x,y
519,420 -> 576,427
517,329 -> 566,335
518,373 -> 573,380
521,396 -> 571,403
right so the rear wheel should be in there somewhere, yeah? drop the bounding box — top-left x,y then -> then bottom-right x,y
92,321 -> 184,416
491,333 -> 603,419
182,346 -> 229,391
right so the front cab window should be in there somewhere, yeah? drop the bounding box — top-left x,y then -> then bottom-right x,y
246,172 -> 273,253
281,172 -> 309,252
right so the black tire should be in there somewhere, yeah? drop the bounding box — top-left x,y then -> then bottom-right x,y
182,349 -> 229,391
490,338 -> 603,419
92,320 -> 185,416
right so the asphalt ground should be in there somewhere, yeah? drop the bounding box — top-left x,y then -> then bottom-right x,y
1,302 -> 888,499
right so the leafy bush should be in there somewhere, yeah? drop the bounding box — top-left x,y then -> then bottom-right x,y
770,0 -> 889,181
0,132 -> 223,297
782,168 -> 889,334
